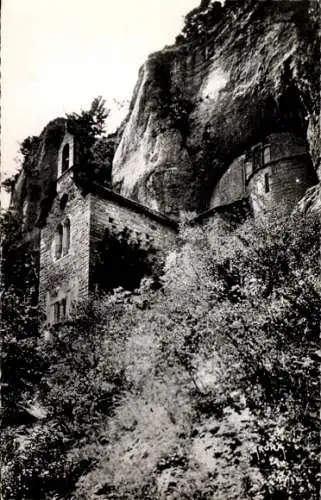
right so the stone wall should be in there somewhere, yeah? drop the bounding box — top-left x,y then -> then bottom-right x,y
247,133 -> 317,218
39,170 -> 91,322
209,132 -> 317,216
248,156 -> 317,219
192,198 -> 251,246
210,156 -> 246,208
89,190 -> 177,291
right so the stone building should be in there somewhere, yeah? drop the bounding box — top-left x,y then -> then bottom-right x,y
209,132 -> 317,219
38,131 -> 177,324
37,128 -> 316,325
5,0 -> 319,326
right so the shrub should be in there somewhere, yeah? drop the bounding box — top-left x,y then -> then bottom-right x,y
2,211 -> 320,499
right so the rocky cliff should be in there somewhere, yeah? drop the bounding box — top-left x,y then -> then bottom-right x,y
112,0 -> 320,218
10,119 -> 67,234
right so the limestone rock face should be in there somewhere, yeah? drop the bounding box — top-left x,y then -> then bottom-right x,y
297,184 -> 321,215
112,0 -> 320,218
10,119 -> 66,234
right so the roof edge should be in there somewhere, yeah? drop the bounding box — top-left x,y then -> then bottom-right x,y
89,182 -> 179,230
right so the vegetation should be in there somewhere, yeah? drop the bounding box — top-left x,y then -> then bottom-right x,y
1,97 -> 117,200
1,211 -> 320,499
91,226 -> 161,292
176,1 -> 224,44
67,96 -> 117,188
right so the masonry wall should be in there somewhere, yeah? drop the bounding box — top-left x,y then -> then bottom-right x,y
209,132 -> 317,216
195,199 -> 251,246
89,194 -> 177,291
39,170 -> 91,322
210,156 -> 246,208
247,133 -> 317,218
248,157 -> 317,218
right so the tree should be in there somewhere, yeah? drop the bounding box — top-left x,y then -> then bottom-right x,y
67,97 -> 113,187
177,1 -> 224,43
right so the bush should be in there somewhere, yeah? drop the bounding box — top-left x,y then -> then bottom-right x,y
2,211 -> 320,499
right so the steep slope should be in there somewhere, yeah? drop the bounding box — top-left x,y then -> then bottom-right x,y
112,0 -> 320,218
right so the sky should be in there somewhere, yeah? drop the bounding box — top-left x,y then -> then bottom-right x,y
1,0 -> 200,206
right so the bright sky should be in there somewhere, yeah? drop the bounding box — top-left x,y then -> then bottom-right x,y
1,0 -> 200,206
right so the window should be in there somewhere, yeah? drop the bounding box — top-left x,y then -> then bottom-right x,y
264,172 -> 270,193
244,155 -> 253,179
52,297 -> 67,324
55,224 -> 63,259
60,194 -> 68,210
241,158 -> 247,194
62,144 -> 70,173
252,144 -> 263,171
263,145 -> 271,165
54,219 -> 70,260
60,298 -> 67,319
57,133 -> 74,179
53,302 -> 60,323
62,218 -> 70,256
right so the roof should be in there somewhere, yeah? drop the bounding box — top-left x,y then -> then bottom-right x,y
90,182 -> 179,230
189,197 -> 251,225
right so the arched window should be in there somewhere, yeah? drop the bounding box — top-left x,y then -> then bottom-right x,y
53,219 -> 71,261
55,224 -> 63,259
57,134 -> 74,179
263,145 -> 271,165
62,218 -> 70,256
62,144 -> 70,173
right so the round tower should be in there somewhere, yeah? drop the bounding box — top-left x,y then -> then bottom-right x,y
245,132 -> 318,219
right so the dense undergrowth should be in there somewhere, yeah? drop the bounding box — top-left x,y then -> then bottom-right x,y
2,211 -> 320,499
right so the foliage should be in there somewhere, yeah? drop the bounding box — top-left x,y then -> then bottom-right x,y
1,292 -> 43,428
2,211 -> 320,499
167,86 -> 195,141
67,96 -> 109,141
2,172 -> 21,193
67,97 -> 115,187
176,1 -> 224,44
0,208 -> 39,302
92,226 -> 161,292
19,135 -> 42,176
1,295 -> 133,499
2,135 -> 41,194
19,136 -> 42,161
1,208 -> 42,434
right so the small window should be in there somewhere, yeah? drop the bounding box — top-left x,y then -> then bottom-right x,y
62,219 -> 70,256
62,144 -> 70,173
245,157 -> 253,179
51,297 -> 67,324
60,298 -> 67,320
54,219 -> 70,260
60,194 -> 68,210
263,145 -> 271,165
241,158 -> 247,193
55,224 -> 63,260
252,145 -> 263,171
264,172 -> 270,193
53,302 -> 60,323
